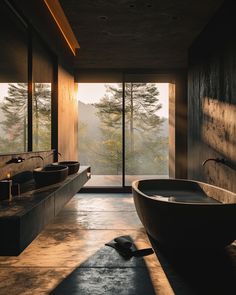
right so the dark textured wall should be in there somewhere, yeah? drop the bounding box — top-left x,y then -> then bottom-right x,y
188,0 -> 236,192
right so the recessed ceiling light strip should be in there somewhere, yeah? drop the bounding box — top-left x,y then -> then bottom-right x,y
44,0 -> 80,56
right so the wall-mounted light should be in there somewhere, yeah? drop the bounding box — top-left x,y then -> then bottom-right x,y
44,0 -> 80,56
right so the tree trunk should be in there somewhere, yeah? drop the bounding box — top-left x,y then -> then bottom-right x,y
34,84 -> 39,149
23,114 -> 27,151
130,83 -> 134,153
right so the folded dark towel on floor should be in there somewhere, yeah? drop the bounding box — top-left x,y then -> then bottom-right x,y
105,236 -> 154,259
114,236 -> 133,249
132,248 -> 154,257
105,241 -> 133,259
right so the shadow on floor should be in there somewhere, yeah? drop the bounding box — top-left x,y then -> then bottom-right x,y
50,236 -> 156,295
150,235 -> 236,295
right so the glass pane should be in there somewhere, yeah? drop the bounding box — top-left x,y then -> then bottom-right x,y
125,83 -> 169,185
0,2 -> 28,153
32,36 -> 52,151
32,83 -> 51,151
78,83 -> 122,186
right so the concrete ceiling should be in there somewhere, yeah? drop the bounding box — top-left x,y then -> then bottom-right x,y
59,0 -> 224,70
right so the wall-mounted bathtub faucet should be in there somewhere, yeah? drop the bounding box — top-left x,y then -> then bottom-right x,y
202,158 -> 226,166
202,158 -> 236,170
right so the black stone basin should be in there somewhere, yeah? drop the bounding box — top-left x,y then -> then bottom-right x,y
57,161 -> 80,175
33,165 -> 68,187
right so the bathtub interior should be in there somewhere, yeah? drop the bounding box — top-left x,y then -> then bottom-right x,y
136,179 -> 236,204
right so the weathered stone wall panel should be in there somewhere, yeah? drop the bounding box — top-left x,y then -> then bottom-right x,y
188,0 -> 236,192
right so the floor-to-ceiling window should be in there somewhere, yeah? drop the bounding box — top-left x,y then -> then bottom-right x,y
78,83 -> 122,186
78,81 -> 169,187
124,82 -> 169,185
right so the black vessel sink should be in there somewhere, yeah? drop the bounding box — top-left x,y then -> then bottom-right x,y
57,161 -> 80,175
33,165 -> 68,187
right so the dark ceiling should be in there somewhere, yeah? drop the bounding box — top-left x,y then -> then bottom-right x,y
59,0 -> 224,70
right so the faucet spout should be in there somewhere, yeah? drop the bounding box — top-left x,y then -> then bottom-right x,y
27,155 -> 44,161
202,158 -> 225,166
44,151 -> 62,160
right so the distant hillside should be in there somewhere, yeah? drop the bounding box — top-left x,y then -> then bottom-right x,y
78,101 -> 101,139
160,118 -> 168,137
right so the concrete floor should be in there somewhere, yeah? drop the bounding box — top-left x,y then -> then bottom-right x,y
0,193 -> 173,295
0,193 -> 235,294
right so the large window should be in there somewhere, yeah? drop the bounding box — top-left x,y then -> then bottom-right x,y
78,82 -> 169,187
78,83 -> 122,186
0,1 -> 53,154
125,82 -> 169,185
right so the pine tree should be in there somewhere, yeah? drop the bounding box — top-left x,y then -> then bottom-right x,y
0,83 -> 28,152
95,83 -> 167,174
0,82 -> 51,153
32,83 -> 51,150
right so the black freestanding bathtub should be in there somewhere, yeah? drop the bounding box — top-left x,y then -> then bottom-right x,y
132,179 -> 236,249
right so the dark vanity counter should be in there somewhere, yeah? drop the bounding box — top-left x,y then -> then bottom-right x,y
0,166 -> 91,256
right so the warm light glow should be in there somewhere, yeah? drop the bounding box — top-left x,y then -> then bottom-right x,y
87,172 -> 91,178
44,0 -> 80,56
202,97 -> 236,159
6,173 -> 11,179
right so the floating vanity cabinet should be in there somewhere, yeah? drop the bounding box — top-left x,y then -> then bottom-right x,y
0,166 -> 90,256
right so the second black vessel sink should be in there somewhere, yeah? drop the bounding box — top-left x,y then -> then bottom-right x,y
57,161 -> 80,175
33,165 -> 68,187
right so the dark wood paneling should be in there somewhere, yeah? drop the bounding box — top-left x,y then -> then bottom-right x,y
11,0 -> 74,67
188,0 -> 236,192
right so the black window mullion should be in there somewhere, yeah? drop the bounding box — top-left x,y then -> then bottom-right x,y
51,56 -> 58,160
27,27 -> 33,151
122,78 -> 125,187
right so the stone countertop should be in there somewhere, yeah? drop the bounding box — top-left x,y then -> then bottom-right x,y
0,166 -> 90,218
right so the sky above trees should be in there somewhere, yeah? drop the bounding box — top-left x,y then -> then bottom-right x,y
77,83 -> 169,118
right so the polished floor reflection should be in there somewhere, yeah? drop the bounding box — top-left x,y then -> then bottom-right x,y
0,193 -> 173,295
0,193 -> 235,294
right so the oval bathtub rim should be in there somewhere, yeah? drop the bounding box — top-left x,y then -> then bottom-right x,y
132,178 -> 236,206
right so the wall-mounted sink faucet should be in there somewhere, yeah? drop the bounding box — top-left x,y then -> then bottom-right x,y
44,151 -> 62,160
6,155 -> 44,165
27,155 -> 44,162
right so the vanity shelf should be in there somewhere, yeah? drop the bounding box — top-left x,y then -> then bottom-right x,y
0,166 -> 91,256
